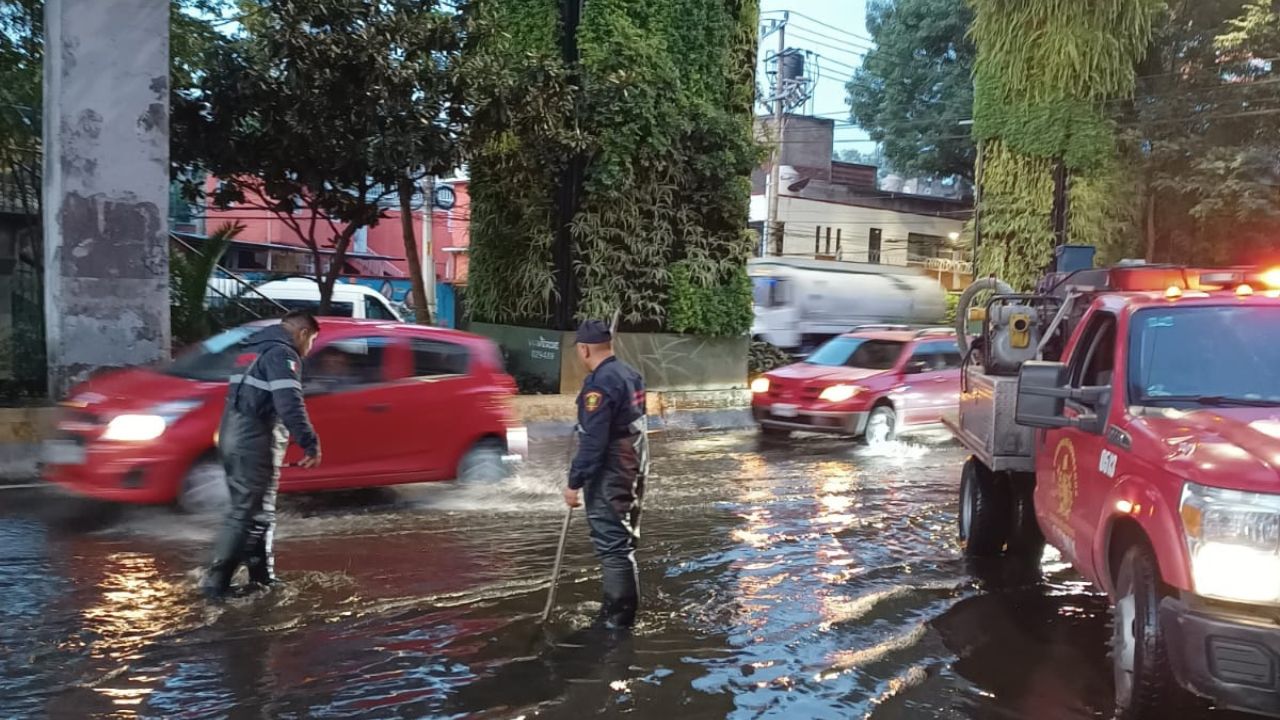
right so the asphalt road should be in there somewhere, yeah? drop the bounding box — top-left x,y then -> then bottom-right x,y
0,430 -> 1252,719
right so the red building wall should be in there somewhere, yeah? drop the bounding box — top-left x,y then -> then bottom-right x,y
200,178 -> 470,283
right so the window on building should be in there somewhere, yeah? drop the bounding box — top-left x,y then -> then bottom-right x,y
836,228 -> 842,256
411,338 -> 470,376
814,226 -> 821,256
868,228 -> 882,264
908,233 -> 945,262
352,227 -> 369,254
824,227 -> 832,255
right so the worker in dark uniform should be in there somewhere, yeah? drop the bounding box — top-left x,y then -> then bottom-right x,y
562,320 -> 649,629
200,311 -> 322,601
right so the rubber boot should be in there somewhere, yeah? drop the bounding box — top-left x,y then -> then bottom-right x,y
244,534 -> 278,590
598,564 -> 639,629
200,559 -> 235,603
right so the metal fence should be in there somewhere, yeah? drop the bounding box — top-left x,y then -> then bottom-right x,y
0,144 -> 46,402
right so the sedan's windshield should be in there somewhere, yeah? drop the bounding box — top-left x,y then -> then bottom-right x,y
1129,306 -> 1280,406
805,337 -> 904,370
165,325 -> 266,381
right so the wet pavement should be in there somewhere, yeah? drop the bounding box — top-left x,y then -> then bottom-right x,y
0,431 -> 1253,719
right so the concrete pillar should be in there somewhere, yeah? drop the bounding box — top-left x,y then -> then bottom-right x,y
42,0 -> 170,398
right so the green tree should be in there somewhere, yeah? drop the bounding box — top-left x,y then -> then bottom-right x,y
464,0 -> 759,335
170,222 -> 241,347
173,0 -> 465,314
847,0 -> 976,182
1130,0 -> 1280,265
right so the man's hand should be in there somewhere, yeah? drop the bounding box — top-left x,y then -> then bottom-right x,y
299,451 -> 322,469
562,487 -> 581,508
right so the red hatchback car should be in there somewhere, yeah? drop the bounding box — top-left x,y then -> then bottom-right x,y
751,327 -> 962,444
43,319 -> 528,511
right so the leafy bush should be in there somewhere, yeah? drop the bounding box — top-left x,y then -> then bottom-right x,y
749,341 -> 794,376
945,292 -> 960,324
667,262 -> 754,337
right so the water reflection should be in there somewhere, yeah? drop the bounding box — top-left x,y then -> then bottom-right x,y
0,433 -> 1251,719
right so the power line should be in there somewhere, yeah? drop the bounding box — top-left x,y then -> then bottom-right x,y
786,28 -> 872,60
787,24 -> 875,54
761,9 -> 875,45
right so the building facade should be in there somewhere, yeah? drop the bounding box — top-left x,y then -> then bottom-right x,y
752,115 -> 975,290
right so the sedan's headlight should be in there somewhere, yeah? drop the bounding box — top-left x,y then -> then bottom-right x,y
750,377 -> 770,394
101,401 -> 202,442
1181,481 -> 1280,605
819,384 -> 861,403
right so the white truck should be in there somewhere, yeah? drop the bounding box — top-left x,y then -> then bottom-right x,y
749,257 -> 948,353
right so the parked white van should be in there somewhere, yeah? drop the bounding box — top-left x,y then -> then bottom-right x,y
229,277 -> 404,321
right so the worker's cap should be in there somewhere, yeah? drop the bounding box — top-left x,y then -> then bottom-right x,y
575,320 -> 612,345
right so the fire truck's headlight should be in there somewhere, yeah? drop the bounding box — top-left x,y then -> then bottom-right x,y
1180,482 -> 1280,605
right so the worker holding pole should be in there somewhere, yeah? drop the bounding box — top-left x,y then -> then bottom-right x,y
557,319 -> 649,629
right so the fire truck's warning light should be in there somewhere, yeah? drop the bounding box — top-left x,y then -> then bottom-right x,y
1237,283 -> 1255,297
1165,285 -> 1183,300
1262,268 -> 1280,289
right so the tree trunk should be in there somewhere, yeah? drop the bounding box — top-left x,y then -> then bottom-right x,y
399,175 -> 432,325
319,223 -> 360,315
1144,190 -> 1156,263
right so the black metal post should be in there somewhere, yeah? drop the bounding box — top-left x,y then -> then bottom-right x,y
553,0 -> 584,331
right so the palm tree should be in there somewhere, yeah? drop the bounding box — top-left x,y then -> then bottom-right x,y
170,222 -> 242,350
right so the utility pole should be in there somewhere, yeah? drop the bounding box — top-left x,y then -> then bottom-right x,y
421,175 -> 438,324
1050,158 -> 1069,247
764,12 -> 788,258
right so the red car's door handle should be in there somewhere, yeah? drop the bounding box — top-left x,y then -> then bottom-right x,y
366,403 -> 391,413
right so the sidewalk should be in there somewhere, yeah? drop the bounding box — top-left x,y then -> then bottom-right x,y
0,390 -> 752,483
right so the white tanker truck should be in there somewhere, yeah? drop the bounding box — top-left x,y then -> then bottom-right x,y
749,257 -> 948,354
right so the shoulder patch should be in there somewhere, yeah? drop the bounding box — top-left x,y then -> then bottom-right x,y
584,391 -> 603,412
287,358 -> 298,375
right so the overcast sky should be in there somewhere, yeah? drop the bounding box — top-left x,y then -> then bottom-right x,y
759,0 -> 874,154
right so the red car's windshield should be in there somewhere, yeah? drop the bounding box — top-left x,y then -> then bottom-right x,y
165,326 -> 264,382
805,337 -> 904,370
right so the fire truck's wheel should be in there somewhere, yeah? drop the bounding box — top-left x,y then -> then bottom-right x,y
958,458 -> 1010,557
1112,543 -> 1177,720
178,457 -> 230,515
456,439 -> 508,485
1005,479 -> 1045,561
862,405 -> 897,447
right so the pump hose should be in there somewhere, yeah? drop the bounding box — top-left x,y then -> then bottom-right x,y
954,277 -> 1015,356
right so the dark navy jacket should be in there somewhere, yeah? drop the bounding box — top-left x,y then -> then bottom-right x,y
226,325 -> 320,456
569,356 -> 646,490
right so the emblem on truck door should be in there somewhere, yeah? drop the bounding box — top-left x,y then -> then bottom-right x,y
1053,438 -> 1078,518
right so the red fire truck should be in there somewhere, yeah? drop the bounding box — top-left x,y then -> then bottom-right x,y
948,259 -> 1280,719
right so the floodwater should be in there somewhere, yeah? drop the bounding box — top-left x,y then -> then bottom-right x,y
0,431 -> 1251,719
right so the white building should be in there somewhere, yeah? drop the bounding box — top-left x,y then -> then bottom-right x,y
751,115 -> 975,289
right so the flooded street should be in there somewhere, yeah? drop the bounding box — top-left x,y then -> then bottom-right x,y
0,431 -> 1248,719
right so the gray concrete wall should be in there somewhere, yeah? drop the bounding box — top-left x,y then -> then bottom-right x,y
42,0 -> 170,398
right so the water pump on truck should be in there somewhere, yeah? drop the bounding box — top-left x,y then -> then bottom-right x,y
947,250 -> 1280,720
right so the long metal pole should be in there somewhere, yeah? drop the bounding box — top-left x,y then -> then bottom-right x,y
541,507 -> 573,623
421,175 -> 437,324
764,13 -> 787,257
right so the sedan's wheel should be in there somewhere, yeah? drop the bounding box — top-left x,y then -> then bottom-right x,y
179,458 -> 229,515
1112,543 -> 1178,720
862,405 -> 897,447
958,457 -> 1010,557
456,440 -> 508,485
